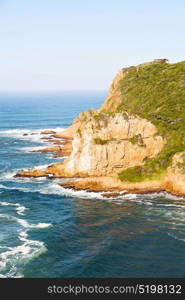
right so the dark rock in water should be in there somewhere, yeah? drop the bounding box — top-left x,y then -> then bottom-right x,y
47,173 -> 54,179
41,137 -> 52,140
102,192 -> 121,198
23,133 -> 28,136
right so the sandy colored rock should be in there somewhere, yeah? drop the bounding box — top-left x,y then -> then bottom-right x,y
164,152 -> 185,196
41,130 -> 56,134
58,177 -> 164,193
15,169 -> 46,178
99,69 -> 127,113
50,139 -> 64,145
52,141 -> 72,157
15,61 -> 185,197
31,146 -> 62,153
101,189 -> 164,198
62,113 -> 163,177
44,162 -> 66,177
53,150 -> 71,158
41,137 -> 52,140
15,162 -> 66,178
53,110 -> 96,139
52,123 -> 79,139
58,151 -> 185,197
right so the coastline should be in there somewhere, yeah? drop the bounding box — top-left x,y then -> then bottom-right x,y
14,128 -> 185,199
14,61 -> 185,199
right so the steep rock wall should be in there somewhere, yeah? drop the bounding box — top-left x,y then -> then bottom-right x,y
63,113 -> 163,176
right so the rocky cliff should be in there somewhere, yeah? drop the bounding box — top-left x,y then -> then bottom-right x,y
16,59 -> 185,197
63,113 -> 163,176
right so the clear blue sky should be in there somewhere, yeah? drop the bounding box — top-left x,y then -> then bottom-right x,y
0,0 -> 185,92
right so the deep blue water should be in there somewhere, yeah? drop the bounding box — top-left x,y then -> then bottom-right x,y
0,92 -> 185,278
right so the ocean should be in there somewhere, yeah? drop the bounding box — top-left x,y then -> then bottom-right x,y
0,92 -> 185,278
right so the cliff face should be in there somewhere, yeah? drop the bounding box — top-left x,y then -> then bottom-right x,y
99,69 -> 127,113
63,113 -> 163,176
16,59 -> 185,197
165,152 -> 185,196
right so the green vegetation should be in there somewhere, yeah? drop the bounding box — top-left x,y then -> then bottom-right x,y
93,114 -> 104,120
78,60 -> 185,182
121,112 -> 129,120
94,138 -> 110,145
77,128 -> 82,138
93,113 -> 109,128
129,134 -> 146,147
113,60 -> 185,182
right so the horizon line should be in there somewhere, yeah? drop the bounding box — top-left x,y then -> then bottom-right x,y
0,89 -> 106,93
0,90 -> 107,96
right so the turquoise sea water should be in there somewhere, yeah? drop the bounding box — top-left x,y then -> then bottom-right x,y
0,92 -> 185,278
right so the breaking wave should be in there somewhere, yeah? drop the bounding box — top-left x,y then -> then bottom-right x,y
0,127 -> 64,142
0,211 -> 51,277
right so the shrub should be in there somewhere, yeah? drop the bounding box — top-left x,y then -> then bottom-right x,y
94,138 -> 109,145
114,60 -> 185,181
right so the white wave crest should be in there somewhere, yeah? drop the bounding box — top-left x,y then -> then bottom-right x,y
0,171 -> 17,181
0,201 -> 28,216
15,206 -> 27,216
16,218 -> 52,229
0,213 -> 52,229
0,128 -> 65,150
0,229 -> 47,277
0,171 -> 48,184
41,183 -> 104,199
21,145 -> 49,152
0,127 -> 64,137
167,232 -> 185,242
33,164 -> 49,170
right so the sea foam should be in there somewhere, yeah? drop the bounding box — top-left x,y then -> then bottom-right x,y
0,230 -> 47,277
16,218 -> 52,229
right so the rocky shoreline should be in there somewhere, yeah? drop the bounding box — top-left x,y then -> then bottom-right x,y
14,126 -> 185,198
15,60 -> 185,199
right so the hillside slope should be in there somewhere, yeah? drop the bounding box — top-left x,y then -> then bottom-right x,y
16,59 -> 185,196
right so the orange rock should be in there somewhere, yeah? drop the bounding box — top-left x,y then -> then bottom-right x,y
58,177 -> 165,194
41,130 -> 56,134
53,150 -> 71,158
15,169 -> 46,178
50,140 -> 64,145
14,64 -> 185,197
31,146 -> 62,153
52,122 -> 79,139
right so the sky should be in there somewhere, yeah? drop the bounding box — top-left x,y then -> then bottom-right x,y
0,0 -> 185,92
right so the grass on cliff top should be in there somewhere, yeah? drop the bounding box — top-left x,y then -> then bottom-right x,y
94,137 -> 109,145
101,60 -> 185,182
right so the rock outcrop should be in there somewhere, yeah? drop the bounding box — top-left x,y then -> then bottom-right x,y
164,152 -> 185,196
31,146 -> 63,153
15,59 -> 185,197
62,113 -> 163,177
41,130 -> 56,134
99,69 -> 127,113
15,169 -> 46,178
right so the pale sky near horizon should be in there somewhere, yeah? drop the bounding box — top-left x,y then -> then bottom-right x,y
0,0 -> 185,92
